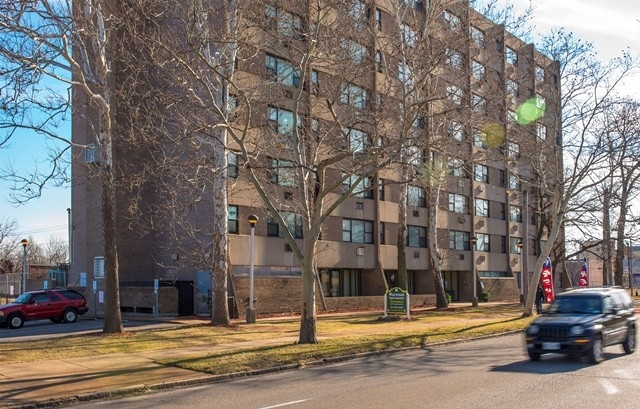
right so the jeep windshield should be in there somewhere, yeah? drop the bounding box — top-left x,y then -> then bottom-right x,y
547,296 -> 602,314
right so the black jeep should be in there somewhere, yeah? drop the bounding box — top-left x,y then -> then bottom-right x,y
525,287 -> 636,364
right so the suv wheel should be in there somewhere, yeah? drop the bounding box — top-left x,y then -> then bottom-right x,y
8,314 -> 24,329
527,349 -> 541,361
587,335 -> 604,364
623,326 -> 636,354
62,309 -> 78,323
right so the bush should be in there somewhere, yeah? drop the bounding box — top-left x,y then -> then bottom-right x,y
481,291 -> 490,302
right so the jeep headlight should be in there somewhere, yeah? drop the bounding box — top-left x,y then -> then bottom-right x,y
0,311 -> 4,317
570,325 -> 584,336
527,324 -> 539,334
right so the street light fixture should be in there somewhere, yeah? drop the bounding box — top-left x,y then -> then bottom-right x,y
517,240 -> 524,304
246,215 -> 258,324
470,236 -> 478,307
20,239 -> 28,294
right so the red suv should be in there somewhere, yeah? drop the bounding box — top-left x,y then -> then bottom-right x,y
0,288 -> 89,329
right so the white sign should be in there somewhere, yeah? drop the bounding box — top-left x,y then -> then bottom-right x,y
80,272 -> 87,287
98,290 -> 104,304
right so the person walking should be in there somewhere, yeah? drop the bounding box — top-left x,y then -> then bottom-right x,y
535,284 -> 545,314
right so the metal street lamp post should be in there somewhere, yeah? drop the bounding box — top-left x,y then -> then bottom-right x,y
246,215 -> 258,324
20,239 -> 29,294
470,236 -> 478,307
517,240 -> 524,305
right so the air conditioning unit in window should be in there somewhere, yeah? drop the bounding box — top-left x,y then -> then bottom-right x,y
356,247 -> 365,256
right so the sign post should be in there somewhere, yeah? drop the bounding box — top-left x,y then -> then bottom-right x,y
384,287 -> 410,319
154,278 -> 159,322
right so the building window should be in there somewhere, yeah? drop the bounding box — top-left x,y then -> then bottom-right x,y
446,48 -> 463,70
265,5 -> 302,39
499,169 -> 506,187
269,158 -> 295,187
448,121 -> 464,141
449,158 -> 465,177
321,269 -> 361,297
448,193 -> 468,214
346,128 -> 370,153
474,198 -> 489,217
499,203 -> 506,220
510,237 -> 522,254
506,79 -> 518,98
473,128 -> 488,148
471,60 -> 485,81
342,174 -> 373,198
93,256 -> 105,278
474,164 -> 489,183
475,233 -> 490,252
398,61 -> 413,85
401,23 -> 416,46
537,123 -> 547,140
444,10 -> 461,31
446,84 -> 463,105
449,230 -> 470,250
407,225 -> 427,248
266,54 -> 300,87
268,106 -> 296,136
509,206 -> 522,223
507,142 -> 520,159
408,145 -> 423,167
343,218 -> 374,243
268,211 -> 303,238
379,221 -> 385,244
408,185 -> 426,207
508,110 -> 517,124
311,70 -> 319,94
508,174 -> 521,191
227,152 -> 238,178
470,25 -> 484,47
378,178 -> 386,201
348,0 -> 366,20
505,46 -> 518,65
340,38 -> 368,65
471,93 -> 486,113
375,8 -> 382,30
228,205 -> 238,233
340,83 -> 367,108
84,143 -> 100,164
535,65 -> 545,82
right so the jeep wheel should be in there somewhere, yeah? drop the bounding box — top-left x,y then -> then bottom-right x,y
527,349 -> 541,361
623,326 -> 636,354
587,336 -> 604,364
62,309 -> 78,323
8,314 -> 24,329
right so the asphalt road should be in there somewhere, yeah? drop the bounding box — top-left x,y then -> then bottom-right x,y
71,333 -> 640,409
0,317 -> 180,342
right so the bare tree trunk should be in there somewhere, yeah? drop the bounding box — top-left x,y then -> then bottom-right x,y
396,164 -> 409,290
298,236 -> 317,344
602,187 -> 612,285
427,184 -> 447,308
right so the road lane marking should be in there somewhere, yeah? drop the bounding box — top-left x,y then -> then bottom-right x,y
259,399 -> 311,408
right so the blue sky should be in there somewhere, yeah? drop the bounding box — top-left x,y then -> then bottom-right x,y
1,0 -> 640,246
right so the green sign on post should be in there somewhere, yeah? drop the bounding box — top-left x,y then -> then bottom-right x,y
385,287 -> 409,318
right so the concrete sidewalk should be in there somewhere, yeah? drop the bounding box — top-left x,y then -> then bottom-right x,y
0,303 -> 523,408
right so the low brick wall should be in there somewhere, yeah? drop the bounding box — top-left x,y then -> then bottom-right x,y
119,286 -> 179,316
232,275 -> 436,317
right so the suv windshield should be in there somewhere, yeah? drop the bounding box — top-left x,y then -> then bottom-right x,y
12,293 -> 32,304
548,296 -> 602,314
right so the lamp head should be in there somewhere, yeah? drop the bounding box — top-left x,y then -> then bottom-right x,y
20,238 -> 29,247
247,214 -> 258,227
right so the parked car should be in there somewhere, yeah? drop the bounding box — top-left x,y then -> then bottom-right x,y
525,287 -> 636,364
0,288 -> 89,329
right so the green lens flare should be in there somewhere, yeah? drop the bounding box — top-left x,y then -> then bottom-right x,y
516,98 -> 546,125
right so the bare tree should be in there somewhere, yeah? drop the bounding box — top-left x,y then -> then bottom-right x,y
0,0 -> 129,333
520,28 -> 639,316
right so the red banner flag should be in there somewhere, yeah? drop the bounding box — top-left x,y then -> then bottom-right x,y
541,257 -> 554,302
578,258 -> 589,287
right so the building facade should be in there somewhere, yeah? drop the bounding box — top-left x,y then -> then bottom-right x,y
70,0 -> 561,316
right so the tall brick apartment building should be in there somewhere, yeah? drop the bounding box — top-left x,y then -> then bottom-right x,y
70,1 -> 561,317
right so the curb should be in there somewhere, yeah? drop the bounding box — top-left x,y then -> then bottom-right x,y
2,330 -> 524,409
